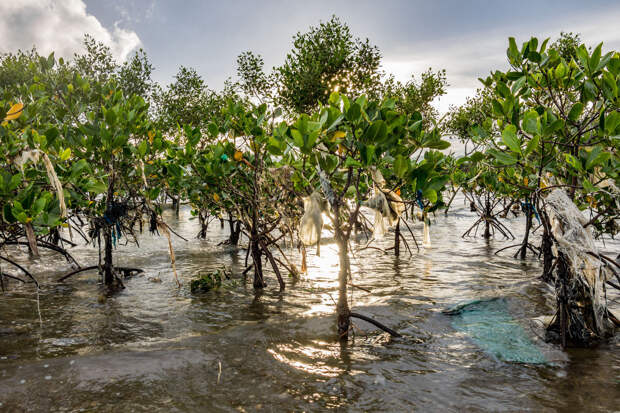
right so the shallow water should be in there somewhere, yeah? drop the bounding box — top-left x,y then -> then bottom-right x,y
0,199 -> 618,412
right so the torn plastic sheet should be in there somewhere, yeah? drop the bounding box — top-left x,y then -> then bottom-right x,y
444,297 -> 547,364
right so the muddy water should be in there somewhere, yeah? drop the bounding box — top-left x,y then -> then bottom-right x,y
0,200 -> 618,412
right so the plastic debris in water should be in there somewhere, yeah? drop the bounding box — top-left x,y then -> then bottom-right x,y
444,298 -> 547,364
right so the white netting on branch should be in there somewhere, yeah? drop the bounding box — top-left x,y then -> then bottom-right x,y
544,189 -> 612,337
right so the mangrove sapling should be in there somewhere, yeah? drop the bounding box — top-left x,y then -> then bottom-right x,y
281,93 -> 450,339
461,190 -> 515,240
188,104 -> 295,291
475,36 -> 619,266
47,77 -> 169,287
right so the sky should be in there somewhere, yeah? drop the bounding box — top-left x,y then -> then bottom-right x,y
2,0 -> 620,112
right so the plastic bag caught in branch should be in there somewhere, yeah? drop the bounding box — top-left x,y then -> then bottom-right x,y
299,192 -> 324,246
365,167 -> 406,237
363,190 -> 389,238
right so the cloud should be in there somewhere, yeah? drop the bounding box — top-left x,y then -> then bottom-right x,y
383,5 -> 620,112
0,0 -> 141,62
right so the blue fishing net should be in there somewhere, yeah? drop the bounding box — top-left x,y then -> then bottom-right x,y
444,298 -> 547,364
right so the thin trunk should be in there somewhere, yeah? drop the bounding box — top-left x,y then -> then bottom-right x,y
50,227 -> 60,246
103,226 -> 114,285
198,213 -> 207,239
103,173 -> 115,285
519,202 -> 533,259
336,229 -> 351,340
541,225 -> 554,283
228,216 -> 241,246
483,195 -> 491,239
251,238 -> 265,289
24,222 -> 40,258
394,218 -> 400,256
444,185 -> 460,216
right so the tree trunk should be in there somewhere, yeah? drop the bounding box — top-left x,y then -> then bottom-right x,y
228,216 -> 241,246
251,239 -> 265,289
335,229 -> 351,341
198,212 -> 207,239
544,189 -> 615,346
103,226 -> 114,285
483,195 -> 491,239
519,202 -> 533,259
394,218 -> 400,256
24,222 -> 39,258
541,224 -> 554,283
103,174 -> 115,285
50,227 -> 60,246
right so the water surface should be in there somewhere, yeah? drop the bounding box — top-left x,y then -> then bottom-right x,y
1,199 -> 618,412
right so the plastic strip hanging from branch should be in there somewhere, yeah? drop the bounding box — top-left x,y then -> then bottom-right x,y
15,149 -> 70,238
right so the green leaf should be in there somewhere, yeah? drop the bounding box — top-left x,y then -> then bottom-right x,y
423,188 -> 437,204
524,135 -> 540,156
496,82 -> 512,99
488,148 -> 517,165
568,102 -> 584,122
207,123 -> 219,137
522,110 -> 540,135
527,51 -> 541,63
346,103 -> 361,123
85,179 -> 107,194
344,157 -> 362,168
543,119 -> 564,136
59,147 -> 71,161
306,130 -> 319,150
33,196 -> 46,214
360,144 -> 375,165
501,125 -> 521,154
511,76 -> 527,94
104,108 -> 117,125
393,155 -> 409,178
290,129 -> 304,148
491,99 -> 504,117
138,140 -> 148,157
589,42 -> 602,72
148,187 -> 161,200
9,174 -> 22,191
564,153 -> 582,171
3,203 -> 16,223
576,45 -> 589,69
507,37 -> 520,61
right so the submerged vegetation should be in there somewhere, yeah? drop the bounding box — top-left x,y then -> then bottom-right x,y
0,18 -> 618,350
